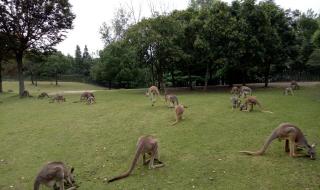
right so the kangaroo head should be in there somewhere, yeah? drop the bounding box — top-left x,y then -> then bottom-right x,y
239,103 -> 246,111
65,167 -> 75,186
308,143 -> 316,160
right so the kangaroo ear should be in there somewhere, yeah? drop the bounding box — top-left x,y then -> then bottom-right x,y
71,167 -> 75,173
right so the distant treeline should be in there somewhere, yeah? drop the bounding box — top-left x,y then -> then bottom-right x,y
92,0 -> 320,89
1,0 -> 320,90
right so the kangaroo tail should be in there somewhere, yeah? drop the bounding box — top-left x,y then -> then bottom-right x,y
256,101 -> 273,113
108,144 -> 144,183
33,179 -> 40,190
239,130 -> 278,156
261,110 -> 274,114
171,121 -> 178,126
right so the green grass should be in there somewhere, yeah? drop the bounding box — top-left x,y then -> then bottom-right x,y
0,82 -> 320,190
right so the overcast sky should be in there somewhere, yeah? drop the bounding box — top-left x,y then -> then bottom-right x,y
55,0 -> 320,57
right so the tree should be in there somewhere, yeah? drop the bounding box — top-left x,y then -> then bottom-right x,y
313,30 -> 320,48
0,0 -> 75,96
25,51 -> 47,86
290,10 -> 319,78
0,32 -> 12,93
100,7 -> 132,46
74,45 -> 82,74
126,15 -> 183,90
82,45 -> 92,76
43,52 -> 71,85
91,40 -> 144,89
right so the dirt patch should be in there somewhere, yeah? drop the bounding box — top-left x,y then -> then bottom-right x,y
47,90 -> 105,96
163,81 -> 320,93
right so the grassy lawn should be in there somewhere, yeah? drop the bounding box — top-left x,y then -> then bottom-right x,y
0,82 -> 320,190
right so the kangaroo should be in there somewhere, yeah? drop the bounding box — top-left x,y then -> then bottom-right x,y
145,86 -> 161,106
80,92 -> 94,101
50,94 -> 66,103
34,161 -> 76,190
86,96 -> 96,105
239,123 -> 316,159
239,96 -> 261,112
165,94 -> 179,108
230,86 -> 240,95
240,86 -> 252,98
230,95 -> 241,110
38,92 -> 50,99
240,96 -> 273,113
291,80 -> 300,90
108,135 -> 164,183
22,90 -> 32,98
283,87 -> 294,96
172,104 -> 185,126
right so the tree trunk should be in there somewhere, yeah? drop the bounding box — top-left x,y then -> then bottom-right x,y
204,63 -> 209,91
35,73 -> 38,87
159,74 -> 165,94
171,69 -> 176,87
188,67 -> 192,90
0,60 -> 2,93
16,52 -> 25,97
241,69 -> 246,85
31,71 -> 34,85
55,72 -> 58,85
151,63 -> 155,85
264,64 -> 271,87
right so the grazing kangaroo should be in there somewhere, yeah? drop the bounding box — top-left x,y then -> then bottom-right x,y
239,123 -> 316,159
86,96 -> 96,105
22,90 -> 32,98
284,87 -> 294,96
34,161 -> 76,190
172,104 -> 185,126
50,94 -> 66,103
108,135 -> 164,183
165,94 -> 179,108
38,92 -> 50,99
240,96 -> 273,113
145,86 -> 161,106
239,96 -> 261,112
80,92 -> 94,101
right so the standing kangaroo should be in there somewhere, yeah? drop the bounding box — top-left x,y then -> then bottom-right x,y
239,123 -> 316,159
145,86 -> 161,106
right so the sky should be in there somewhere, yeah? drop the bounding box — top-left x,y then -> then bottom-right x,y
55,0 -> 320,57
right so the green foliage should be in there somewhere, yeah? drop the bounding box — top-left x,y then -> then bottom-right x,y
93,0 -> 319,88
41,52 -> 72,85
74,45 -> 82,74
313,30 -> 320,48
91,41 -> 144,88
0,0 -> 75,95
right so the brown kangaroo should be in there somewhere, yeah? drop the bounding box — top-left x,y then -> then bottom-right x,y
108,135 -> 164,183
34,161 -> 76,190
239,123 -> 316,159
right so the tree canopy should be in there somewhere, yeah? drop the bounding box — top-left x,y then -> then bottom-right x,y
0,0 -> 75,96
